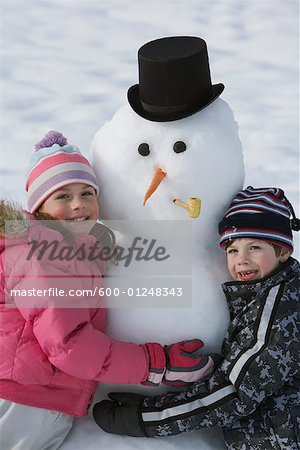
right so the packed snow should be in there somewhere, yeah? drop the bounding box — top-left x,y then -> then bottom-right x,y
90,93 -> 244,449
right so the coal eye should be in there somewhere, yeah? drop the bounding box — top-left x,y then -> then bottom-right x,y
173,141 -> 187,153
138,143 -> 150,156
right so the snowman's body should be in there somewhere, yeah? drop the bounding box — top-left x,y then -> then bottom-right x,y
90,98 -> 244,449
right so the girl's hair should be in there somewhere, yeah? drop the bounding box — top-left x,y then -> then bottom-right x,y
33,210 -> 74,243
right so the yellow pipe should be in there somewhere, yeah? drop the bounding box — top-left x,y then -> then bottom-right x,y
173,197 -> 201,218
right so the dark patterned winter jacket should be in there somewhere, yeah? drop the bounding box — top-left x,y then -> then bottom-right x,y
141,258 -> 300,450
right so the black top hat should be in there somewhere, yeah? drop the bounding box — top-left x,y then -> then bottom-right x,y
127,36 -> 224,122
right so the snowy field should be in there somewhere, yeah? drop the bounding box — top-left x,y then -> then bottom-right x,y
0,1 -> 299,449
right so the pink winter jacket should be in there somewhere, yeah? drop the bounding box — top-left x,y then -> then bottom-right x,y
0,206 -> 149,416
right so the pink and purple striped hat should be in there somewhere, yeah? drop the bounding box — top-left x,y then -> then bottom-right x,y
219,186 -> 300,252
26,131 -> 99,213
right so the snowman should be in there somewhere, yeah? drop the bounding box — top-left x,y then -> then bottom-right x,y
91,37 -> 244,450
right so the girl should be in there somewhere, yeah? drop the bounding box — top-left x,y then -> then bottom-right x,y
0,131 -> 213,449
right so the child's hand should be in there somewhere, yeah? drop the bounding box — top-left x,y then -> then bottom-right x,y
93,392 -> 146,437
142,339 -> 214,387
163,339 -> 214,387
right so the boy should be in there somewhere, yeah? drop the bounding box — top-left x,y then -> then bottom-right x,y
93,186 -> 300,450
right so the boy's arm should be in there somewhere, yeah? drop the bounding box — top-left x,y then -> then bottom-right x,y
94,283 -> 299,437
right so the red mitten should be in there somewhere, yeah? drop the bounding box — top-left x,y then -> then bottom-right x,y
141,342 -> 166,386
163,339 -> 214,387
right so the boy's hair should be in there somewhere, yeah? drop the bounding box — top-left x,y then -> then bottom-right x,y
271,243 -> 287,257
219,186 -> 300,253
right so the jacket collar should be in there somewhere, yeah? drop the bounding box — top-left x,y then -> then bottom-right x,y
222,258 -> 299,317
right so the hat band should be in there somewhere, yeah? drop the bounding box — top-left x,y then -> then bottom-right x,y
219,228 -> 293,251
140,86 -> 213,116
219,213 -> 292,236
218,213 -> 293,251
141,100 -> 189,115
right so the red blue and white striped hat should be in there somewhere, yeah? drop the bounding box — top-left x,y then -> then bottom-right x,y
26,131 -> 99,213
219,186 -> 300,252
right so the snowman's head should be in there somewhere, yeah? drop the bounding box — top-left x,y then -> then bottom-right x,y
92,98 -> 244,240
92,99 -> 244,221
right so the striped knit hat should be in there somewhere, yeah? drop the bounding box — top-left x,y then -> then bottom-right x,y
26,131 -> 99,213
219,186 -> 300,252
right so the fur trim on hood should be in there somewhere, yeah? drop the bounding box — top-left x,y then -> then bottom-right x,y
0,200 -> 29,238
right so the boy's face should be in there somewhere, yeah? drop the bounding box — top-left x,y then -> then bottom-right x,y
226,238 -> 290,282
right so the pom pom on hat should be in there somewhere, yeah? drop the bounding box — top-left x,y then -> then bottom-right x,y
218,186 -> 299,252
26,130 -> 99,213
35,130 -> 68,151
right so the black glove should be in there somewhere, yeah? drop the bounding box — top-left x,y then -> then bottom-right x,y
93,392 -> 147,437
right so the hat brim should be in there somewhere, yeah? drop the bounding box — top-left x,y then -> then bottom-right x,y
127,83 -> 224,122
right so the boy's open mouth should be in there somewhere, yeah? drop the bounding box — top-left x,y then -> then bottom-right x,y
237,270 -> 258,280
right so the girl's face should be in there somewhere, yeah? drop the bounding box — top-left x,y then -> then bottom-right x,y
226,238 -> 290,282
39,183 -> 99,230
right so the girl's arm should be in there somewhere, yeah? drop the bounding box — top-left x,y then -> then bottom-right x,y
10,257 -> 149,384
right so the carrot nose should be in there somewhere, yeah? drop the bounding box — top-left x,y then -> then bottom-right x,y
143,168 -> 167,206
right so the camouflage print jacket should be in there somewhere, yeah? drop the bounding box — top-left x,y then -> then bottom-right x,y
141,257 -> 300,450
